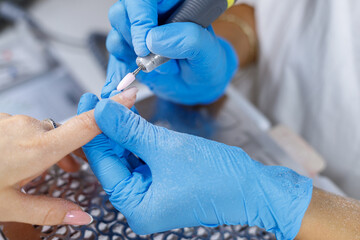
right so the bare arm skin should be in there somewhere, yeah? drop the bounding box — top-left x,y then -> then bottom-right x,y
296,188 -> 360,240
213,4 -> 258,68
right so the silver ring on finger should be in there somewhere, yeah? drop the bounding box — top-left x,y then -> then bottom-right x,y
44,118 -> 58,129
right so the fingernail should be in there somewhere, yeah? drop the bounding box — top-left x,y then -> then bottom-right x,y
120,87 -> 139,99
63,210 -> 93,225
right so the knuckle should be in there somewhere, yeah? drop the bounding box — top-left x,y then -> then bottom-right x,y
181,25 -> 202,58
186,24 -> 201,45
106,30 -> 122,54
12,115 -> 36,126
0,113 -> 11,118
16,131 -> 49,154
18,137 -> 45,158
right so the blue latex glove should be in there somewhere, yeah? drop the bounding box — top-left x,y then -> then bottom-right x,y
77,93 -> 143,190
78,96 -> 313,240
103,0 -> 238,105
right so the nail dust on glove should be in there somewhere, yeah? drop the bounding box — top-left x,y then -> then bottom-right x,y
79,97 -> 313,240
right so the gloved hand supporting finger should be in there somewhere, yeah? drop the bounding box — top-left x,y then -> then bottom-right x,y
94,99 -> 166,167
77,91 -> 143,192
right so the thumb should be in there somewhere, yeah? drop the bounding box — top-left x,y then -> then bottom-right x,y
146,22 -> 217,61
94,99 -> 167,166
1,189 -> 92,226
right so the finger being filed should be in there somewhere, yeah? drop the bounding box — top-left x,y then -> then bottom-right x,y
0,113 -> 11,120
111,87 -> 138,109
39,89 -> 138,167
2,190 -> 92,226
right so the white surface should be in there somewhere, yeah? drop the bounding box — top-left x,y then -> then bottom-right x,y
227,86 -> 271,131
0,67 -> 83,122
29,0 -> 116,95
237,0 -> 360,199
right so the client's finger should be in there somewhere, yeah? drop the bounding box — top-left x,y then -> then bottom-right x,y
57,148 -> 88,172
18,171 -> 47,188
1,189 -> 92,226
41,120 -> 85,171
73,148 -> 87,162
38,88 -> 138,170
57,155 -> 81,173
41,119 -> 58,131
78,92 -> 134,192
0,113 -> 11,120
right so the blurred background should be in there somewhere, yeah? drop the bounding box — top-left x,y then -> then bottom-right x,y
0,0 -> 113,122
0,1 -> 353,239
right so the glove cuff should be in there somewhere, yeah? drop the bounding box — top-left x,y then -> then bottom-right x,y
255,165 -> 313,240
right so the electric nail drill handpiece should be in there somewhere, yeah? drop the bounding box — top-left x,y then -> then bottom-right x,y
117,0 -> 239,91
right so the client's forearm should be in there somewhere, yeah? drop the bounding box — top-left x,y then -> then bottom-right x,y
296,188 -> 360,240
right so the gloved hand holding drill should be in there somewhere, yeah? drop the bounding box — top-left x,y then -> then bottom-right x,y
103,0 -> 238,105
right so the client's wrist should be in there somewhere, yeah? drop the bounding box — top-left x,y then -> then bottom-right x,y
213,4 -> 258,67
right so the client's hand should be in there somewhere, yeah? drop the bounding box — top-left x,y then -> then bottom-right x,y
78,96 -> 313,240
0,88 -> 137,226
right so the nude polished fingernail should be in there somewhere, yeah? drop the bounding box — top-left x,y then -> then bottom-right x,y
63,210 -> 93,225
120,87 -> 139,99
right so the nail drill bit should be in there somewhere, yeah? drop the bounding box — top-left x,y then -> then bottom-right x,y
117,66 -> 143,91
